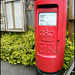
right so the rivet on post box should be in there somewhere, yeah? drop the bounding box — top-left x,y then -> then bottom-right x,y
34,0 -> 67,75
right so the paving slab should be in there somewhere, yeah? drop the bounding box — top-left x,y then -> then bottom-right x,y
1,60 -> 36,75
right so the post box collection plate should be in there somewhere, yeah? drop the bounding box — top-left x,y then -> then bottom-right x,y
39,12 -> 57,26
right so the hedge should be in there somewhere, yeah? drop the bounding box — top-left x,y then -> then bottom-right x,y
1,26 -> 74,70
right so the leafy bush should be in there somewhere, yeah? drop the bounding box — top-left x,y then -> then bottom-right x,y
63,31 -> 74,69
1,27 -> 74,70
1,26 -> 35,65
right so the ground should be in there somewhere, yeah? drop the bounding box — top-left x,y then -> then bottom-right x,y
1,60 -> 36,75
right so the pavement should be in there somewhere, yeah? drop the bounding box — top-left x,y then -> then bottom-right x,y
1,60 -> 36,75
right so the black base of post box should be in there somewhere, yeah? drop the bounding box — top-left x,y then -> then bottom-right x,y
36,68 -> 63,75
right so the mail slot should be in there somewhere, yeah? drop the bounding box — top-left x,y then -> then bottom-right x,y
34,0 -> 67,75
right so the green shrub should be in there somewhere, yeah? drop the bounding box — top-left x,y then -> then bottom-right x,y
1,27 -> 74,70
1,26 -> 35,65
63,31 -> 74,69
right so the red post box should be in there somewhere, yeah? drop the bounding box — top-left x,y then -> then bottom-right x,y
34,0 -> 67,75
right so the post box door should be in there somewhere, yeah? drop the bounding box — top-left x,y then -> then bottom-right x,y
37,7 -> 58,56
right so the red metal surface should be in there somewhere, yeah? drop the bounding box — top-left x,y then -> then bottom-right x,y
34,0 -> 67,73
